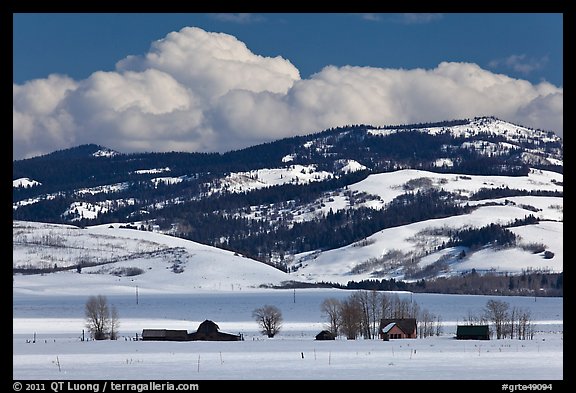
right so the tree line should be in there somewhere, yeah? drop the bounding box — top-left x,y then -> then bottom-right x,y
324,270 -> 562,297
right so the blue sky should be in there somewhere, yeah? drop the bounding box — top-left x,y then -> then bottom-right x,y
13,13 -> 563,86
13,13 -> 563,160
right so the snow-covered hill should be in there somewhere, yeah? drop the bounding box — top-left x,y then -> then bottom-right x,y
13,165 -> 563,291
13,221 -> 295,294
290,168 -> 562,284
14,163 -> 563,291
367,117 -> 562,167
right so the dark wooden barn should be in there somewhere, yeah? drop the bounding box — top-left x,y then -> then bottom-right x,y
188,320 -> 242,341
315,330 -> 336,340
379,318 -> 417,340
141,320 -> 242,341
456,325 -> 490,340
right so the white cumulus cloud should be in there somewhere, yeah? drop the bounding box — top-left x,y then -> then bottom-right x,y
116,27 -> 300,100
13,26 -> 563,160
13,74 -> 78,159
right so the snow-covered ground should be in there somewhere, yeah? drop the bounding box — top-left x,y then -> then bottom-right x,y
14,286 -> 563,380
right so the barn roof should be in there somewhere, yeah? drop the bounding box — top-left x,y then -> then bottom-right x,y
315,330 -> 336,340
141,329 -> 189,339
379,318 -> 417,334
143,329 -> 186,336
197,320 -> 220,332
456,325 -> 490,336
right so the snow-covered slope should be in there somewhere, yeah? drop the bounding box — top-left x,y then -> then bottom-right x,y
348,168 -> 563,206
13,164 -> 563,290
289,168 -> 563,284
291,207 -> 562,284
367,117 -> 562,167
13,221 -> 295,294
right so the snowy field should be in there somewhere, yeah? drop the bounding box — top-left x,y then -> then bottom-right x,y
13,288 -> 563,381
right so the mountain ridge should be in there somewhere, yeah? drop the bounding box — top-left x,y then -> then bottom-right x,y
13,116 -> 563,290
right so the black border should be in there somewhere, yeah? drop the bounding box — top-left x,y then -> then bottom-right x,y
9,1 -> 568,389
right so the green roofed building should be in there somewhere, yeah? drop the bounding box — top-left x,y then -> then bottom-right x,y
456,325 -> 490,340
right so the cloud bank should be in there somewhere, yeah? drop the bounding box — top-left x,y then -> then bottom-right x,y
13,26 -> 563,160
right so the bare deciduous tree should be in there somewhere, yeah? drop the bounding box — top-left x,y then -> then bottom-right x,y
85,295 -> 119,340
350,290 -> 384,339
516,308 -> 534,340
338,297 -> 362,340
380,291 -> 393,319
110,305 -> 120,340
435,315 -> 444,336
351,291 -> 371,339
391,294 -> 416,318
367,290 -> 382,339
320,298 -> 341,336
418,309 -> 434,338
252,305 -> 282,338
484,299 -> 509,339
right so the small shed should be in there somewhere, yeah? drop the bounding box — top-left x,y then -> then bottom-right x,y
315,330 -> 336,340
456,325 -> 490,340
379,318 -> 417,340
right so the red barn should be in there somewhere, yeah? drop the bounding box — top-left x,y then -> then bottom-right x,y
379,318 -> 417,340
